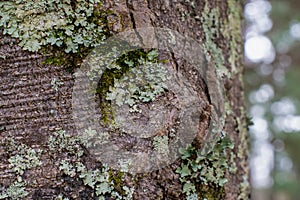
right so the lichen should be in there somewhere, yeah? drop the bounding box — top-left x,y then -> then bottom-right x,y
236,111 -> 251,199
201,1 -> 249,197
94,49 -> 169,125
222,0 -> 243,74
202,0 -> 243,77
48,129 -> 84,158
201,3 -> 229,78
0,181 -> 29,200
0,138 -> 42,199
51,78 -> 64,91
106,51 -> 169,108
0,0 -> 107,53
153,135 -> 170,157
175,135 -> 234,199
48,129 -> 135,199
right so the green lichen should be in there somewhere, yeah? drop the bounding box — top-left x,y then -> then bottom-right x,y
0,181 -> 28,200
238,175 -> 250,200
0,138 -> 42,199
58,160 -> 135,199
96,49 -> 168,125
222,0 -> 243,74
201,3 -> 229,78
48,129 -> 84,158
236,111 -> 251,199
55,194 -> 70,200
0,0 -> 107,53
201,1 -> 249,197
153,135 -> 170,157
59,160 -> 77,177
80,128 -> 110,148
105,50 -> 168,107
8,144 -> 42,177
48,129 -> 135,199
51,78 -> 64,91
176,135 -> 234,199
202,0 -> 243,77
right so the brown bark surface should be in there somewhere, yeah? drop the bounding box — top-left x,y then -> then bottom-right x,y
0,0 -> 249,199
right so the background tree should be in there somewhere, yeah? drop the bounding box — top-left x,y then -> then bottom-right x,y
245,0 -> 300,199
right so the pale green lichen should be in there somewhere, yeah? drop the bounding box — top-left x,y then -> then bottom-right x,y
58,160 -> 134,200
0,0 -> 106,53
55,194 -> 70,200
0,181 -> 28,200
238,175 -> 250,200
0,138 -> 42,199
201,3 -> 229,78
176,135 -> 234,199
105,50 -> 169,109
48,129 -> 84,158
236,111 -> 251,198
49,129 -> 135,199
51,78 -> 64,91
8,144 -> 42,176
222,0 -> 243,74
153,135 -> 170,157
202,0 -> 242,77
79,128 -> 110,148
59,160 -> 77,177
88,48 -> 169,125
201,1 -> 249,197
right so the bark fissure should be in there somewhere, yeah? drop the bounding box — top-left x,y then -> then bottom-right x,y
125,0 -> 145,46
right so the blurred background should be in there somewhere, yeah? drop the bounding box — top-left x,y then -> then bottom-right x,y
244,0 -> 300,199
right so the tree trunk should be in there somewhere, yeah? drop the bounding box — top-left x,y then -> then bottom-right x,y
0,0 -> 249,199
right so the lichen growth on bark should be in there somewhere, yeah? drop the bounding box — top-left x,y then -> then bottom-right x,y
0,0 -> 107,53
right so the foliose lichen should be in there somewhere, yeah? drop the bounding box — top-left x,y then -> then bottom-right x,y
93,49 -> 169,125
0,0 -> 107,53
48,129 -> 135,199
0,181 -> 28,200
175,134 -> 234,199
0,138 -> 42,199
106,51 -> 169,108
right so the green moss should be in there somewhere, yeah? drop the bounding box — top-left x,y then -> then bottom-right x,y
198,184 -> 225,200
109,169 -> 125,195
43,50 -> 73,66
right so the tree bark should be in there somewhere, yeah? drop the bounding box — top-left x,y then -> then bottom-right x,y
0,0 -> 249,199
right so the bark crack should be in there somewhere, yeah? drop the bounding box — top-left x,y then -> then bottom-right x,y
125,0 -> 145,46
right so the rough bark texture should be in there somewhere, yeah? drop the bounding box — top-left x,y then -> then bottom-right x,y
0,0 -> 249,199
